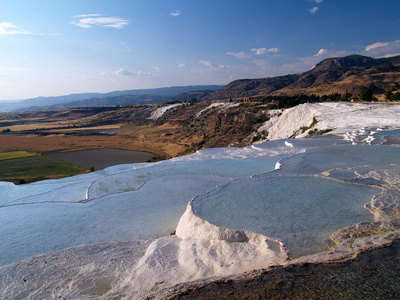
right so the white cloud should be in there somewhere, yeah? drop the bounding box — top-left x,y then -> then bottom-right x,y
136,70 -> 152,76
381,53 -> 400,58
362,40 -> 400,57
0,23 -> 29,35
251,47 -> 279,55
71,15 -> 129,29
309,6 -> 319,14
75,14 -> 103,18
226,51 -> 250,59
314,48 -> 327,56
177,63 -> 186,68
199,60 -> 214,68
101,68 -> 151,76
112,68 -> 135,76
365,42 -> 390,52
170,10 -> 181,17
199,60 -> 231,69
252,48 -> 266,55
314,0 -> 323,3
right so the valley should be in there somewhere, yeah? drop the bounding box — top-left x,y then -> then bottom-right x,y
1,54 -> 400,183
0,101 -> 269,159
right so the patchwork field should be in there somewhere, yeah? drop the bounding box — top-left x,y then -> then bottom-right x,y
0,106 -> 166,183
0,105 -> 189,160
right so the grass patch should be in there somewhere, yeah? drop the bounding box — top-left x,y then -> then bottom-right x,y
0,151 -> 36,161
0,155 -> 87,184
297,117 -> 319,136
308,128 -> 334,136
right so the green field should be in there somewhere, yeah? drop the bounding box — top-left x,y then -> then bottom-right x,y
0,151 -> 36,161
0,153 -> 87,184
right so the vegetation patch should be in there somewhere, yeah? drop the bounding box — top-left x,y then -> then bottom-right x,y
299,117 -> 319,135
0,155 -> 87,184
308,128 -> 334,136
0,151 -> 36,161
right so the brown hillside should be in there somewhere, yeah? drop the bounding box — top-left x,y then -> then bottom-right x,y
204,55 -> 400,100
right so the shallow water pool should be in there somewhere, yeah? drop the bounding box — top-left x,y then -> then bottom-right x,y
276,144 -> 400,176
192,175 -> 379,256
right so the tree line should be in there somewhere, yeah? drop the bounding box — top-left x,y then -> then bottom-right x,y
252,88 -> 399,109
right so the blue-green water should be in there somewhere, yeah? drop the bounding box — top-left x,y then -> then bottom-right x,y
192,176 -> 379,256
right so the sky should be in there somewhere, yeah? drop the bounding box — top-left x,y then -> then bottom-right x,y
0,0 -> 399,100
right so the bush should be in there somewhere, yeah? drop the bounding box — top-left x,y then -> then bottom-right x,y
392,92 -> 400,101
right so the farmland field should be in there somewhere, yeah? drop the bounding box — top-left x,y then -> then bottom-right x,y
0,105 -> 188,160
0,154 -> 87,184
0,151 -> 35,161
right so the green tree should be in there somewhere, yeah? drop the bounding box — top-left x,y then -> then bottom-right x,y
359,88 -> 374,102
384,90 -> 393,101
342,91 -> 352,101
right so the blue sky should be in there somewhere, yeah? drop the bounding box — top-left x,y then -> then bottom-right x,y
0,0 -> 399,100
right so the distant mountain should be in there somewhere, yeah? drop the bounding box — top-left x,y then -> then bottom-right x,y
165,89 -> 218,103
204,55 -> 400,100
311,54 -> 383,72
203,74 -> 300,100
50,94 -> 170,109
2,85 -> 223,112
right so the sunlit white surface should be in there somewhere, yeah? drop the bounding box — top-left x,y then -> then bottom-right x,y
0,175 -> 231,266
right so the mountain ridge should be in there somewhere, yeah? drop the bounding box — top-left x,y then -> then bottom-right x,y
203,55 -> 400,101
0,85 -> 224,112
